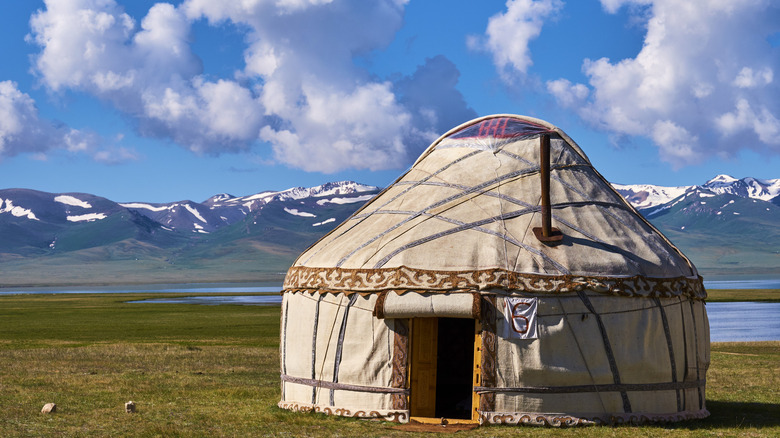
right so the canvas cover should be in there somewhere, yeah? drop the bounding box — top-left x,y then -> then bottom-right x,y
284,115 -> 703,299
279,115 -> 709,425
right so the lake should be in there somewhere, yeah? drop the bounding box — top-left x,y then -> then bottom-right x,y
704,278 -> 780,290
707,302 -> 780,342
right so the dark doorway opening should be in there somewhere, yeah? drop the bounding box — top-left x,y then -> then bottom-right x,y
434,318 -> 475,419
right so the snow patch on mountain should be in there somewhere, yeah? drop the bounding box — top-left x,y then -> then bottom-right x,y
0,198 -> 39,220
67,213 -> 106,222
313,218 -> 336,226
184,204 -> 207,223
206,193 -> 235,203
121,203 -> 169,212
316,194 -> 375,206
55,195 -> 92,209
645,195 -> 688,218
705,174 -> 738,186
284,208 -> 316,218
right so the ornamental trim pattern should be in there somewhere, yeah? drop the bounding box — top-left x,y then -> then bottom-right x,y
479,408 -> 709,426
284,266 -> 706,299
277,401 -> 409,423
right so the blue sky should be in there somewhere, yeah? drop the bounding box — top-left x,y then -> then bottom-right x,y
1,0 -> 778,203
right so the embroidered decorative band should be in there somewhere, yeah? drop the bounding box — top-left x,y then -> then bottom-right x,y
474,379 -> 705,394
281,374 -> 410,394
284,265 -> 706,299
479,408 -> 710,426
278,401 -> 409,423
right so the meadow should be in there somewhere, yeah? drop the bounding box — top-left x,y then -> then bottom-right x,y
0,291 -> 777,437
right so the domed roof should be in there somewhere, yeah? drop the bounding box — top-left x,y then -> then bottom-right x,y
284,115 -> 703,299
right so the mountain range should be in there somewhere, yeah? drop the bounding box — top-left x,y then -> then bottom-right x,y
1,176 -> 778,286
0,181 -> 381,286
613,175 -> 780,279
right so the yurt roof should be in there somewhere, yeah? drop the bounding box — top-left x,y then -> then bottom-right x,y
284,115 -> 704,299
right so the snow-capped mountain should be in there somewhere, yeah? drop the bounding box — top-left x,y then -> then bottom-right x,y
119,181 -> 378,234
0,181 -> 380,261
201,180 -> 377,216
612,175 -> 780,211
611,175 -> 780,279
610,183 -> 690,210
701,174 -> 780,201
0,181 -> 378,237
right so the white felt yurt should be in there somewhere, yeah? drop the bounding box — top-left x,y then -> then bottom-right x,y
278,114 -> 709,426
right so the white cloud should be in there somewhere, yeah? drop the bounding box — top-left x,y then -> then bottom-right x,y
470,0 -> 563,80
651,120 -> 698,164
543,0 -> 780,165
599,0 -> 651,14
0,80 -> 124,162
716,99 -> 780,145
93,146 -> 140,165
733,67 -> 773,89
261,81 -> 412,172
27,0 -> 472,172
0,81 -> 42,156
29,0 -> 246,155
184,0 -> 451,171
546,78 -> 589,108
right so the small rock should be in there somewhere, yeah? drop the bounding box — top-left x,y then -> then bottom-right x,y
41,403 -> 56,414
125,401 -> 136,413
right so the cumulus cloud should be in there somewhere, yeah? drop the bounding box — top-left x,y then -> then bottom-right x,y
469,0 -> 563,80
29,0 -> 255,154
542,0 -> 780,165
27,0 -> 474,172
546,78 -> 589,108
0,80 -> 126,162
0,80 -> 52,157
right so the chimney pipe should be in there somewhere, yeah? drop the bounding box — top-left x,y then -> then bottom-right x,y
534,134 -> 563,244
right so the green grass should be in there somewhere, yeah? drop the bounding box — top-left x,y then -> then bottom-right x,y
706,289 -> 780,302
0,293 -> 777,437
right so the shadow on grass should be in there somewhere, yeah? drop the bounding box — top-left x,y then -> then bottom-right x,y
679,401 -> 780,430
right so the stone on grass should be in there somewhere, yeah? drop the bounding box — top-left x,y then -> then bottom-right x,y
41,403 -> 56,414
125,401 -> 136,413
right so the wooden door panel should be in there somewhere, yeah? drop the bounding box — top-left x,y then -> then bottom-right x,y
410,318 -> 438,417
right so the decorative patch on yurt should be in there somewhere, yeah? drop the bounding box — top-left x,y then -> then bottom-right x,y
501,297 -> 538,339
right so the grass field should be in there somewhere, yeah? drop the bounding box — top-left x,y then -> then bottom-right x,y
706,289 -> 780,303
0,293 -> 777,437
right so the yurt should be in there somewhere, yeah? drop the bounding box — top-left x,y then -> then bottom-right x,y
278,114 -> 710,426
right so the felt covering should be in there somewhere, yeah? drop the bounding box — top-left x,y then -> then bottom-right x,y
278,115 -> 709,426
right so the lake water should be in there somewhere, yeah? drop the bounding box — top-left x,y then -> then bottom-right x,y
704,279 -> 780,290
707,302 -> 780,342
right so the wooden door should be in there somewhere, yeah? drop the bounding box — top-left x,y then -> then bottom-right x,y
410,318 -> 438,417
